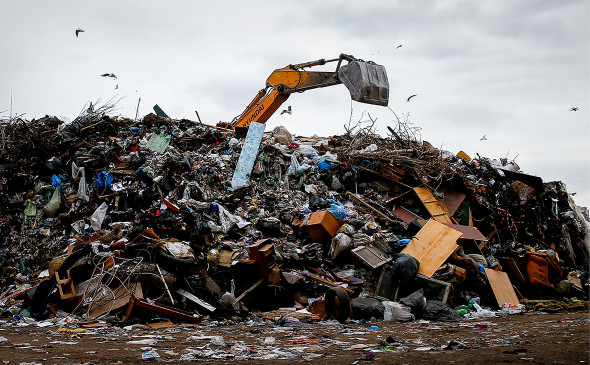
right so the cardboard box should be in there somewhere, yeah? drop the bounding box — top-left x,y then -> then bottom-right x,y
306,210 -> 342,242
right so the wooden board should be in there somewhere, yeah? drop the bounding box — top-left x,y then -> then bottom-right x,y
413,186 -> 455,224
484,268 -> 520,307
401,220 -> 461,277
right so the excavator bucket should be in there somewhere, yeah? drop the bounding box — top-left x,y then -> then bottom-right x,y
338,60 -> 389,106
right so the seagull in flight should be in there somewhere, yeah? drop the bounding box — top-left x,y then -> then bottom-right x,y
570,107 -> 578,111
280,106 -> 292,115
75,28 -> 84,37
396,44 -> 403,49
406,94 -> 417,102
480,135 -> 487,141
101,73 -> 117,79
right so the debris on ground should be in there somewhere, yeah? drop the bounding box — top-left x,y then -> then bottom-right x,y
0,103 -> 588,328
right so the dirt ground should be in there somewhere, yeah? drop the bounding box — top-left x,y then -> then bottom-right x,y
0,311 -> 587,364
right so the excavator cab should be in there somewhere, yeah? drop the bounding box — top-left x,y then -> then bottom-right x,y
221,53 -> 389,135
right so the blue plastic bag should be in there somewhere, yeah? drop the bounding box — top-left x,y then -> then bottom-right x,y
317,160 -> 332,170
327,199 -> 347,219
93,171 -> 114,193
51,174 -> 65,190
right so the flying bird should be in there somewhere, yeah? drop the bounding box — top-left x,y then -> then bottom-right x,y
406,94 -> 417,102
101,73 -> 117,79
480,135 -> 487,141
280,106 -> 292,115
396,44 -> 403,49
570,107 -> 578,111
75,28 -> 84,37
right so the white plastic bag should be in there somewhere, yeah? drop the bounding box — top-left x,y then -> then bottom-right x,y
218,205 -> 240,234
329,233 -> 354,258
382,301 -> 414,322
90,202 -> 108,231
165,241 -> 195,259
286,153 -> 300,176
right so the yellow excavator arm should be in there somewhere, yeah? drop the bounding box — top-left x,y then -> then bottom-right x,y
219,54 -> 389,136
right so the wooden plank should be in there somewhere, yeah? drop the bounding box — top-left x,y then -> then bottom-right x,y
413,186 -> 455,224
347,192 -> 397,224
298,270 -> 354,294
484,268 -> 520,307
401,220 -> 461,277
234,278 -> 265,303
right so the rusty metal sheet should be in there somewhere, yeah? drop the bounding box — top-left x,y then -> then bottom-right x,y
416,219 -> 487,241
392,206 -> 422,224
442,190 -> 466,217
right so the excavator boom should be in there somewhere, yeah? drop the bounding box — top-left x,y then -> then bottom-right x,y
221,53 -> 389,135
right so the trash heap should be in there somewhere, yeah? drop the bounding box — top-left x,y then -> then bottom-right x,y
0,106 -> 588,326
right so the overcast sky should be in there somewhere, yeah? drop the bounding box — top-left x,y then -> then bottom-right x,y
1,1 -> 589,207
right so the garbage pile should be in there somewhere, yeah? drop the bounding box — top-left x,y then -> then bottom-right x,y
0,106 -> 588,326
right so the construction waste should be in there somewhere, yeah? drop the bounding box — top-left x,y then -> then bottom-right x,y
0,106 -> 588,327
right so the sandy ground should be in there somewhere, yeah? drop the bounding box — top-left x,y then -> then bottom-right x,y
0,311 -> 587,364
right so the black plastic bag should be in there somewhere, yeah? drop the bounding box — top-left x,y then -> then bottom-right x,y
399,288 -> 427,315
422,300 -> 461,322
392,253 -> 420,283
351,297 -> 384,320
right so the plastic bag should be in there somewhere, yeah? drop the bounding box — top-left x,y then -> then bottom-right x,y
361,144 -> 378,152
327,200 -> 347,219
338,223 -> 356,236
272,126 -> 293,145
422,300 -> 461,322
43,188 -> 61,218
72,162 -> 89,201
331,176 -> 343,190
329,233 -> 353,258
296,144 -> 318,157
90,202 -> 109,231
93,171 -> 114,194
218,205 -> 240,234
382,301 -> 414,322
51,174 -> 65,190
392,253 -> 420,283
399,289 -> 427,315
165,241 -> 195,259
286,154 -> 300,176
351,297 -> 384,320
24,199 -> 37,217
317,159 -> 332,170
